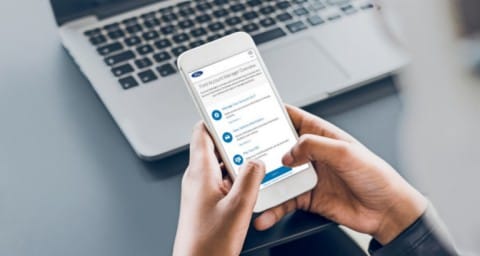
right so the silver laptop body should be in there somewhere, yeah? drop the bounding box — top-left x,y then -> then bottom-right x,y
51,0 -> 408,160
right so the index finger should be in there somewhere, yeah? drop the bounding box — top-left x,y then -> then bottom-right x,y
188,122 -> 220,174
285,105 -> 355,142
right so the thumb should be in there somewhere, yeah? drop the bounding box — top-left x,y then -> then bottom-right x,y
226,160 -> 266,208
282,134 -> 350,167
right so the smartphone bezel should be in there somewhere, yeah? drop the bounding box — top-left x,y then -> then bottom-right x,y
177,32 -> 317,212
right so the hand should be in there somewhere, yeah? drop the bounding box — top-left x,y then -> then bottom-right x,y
254,105 -> 427,244
173,122 -> 266,256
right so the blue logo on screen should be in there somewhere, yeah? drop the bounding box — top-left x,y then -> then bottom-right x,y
191,71 -> 203,78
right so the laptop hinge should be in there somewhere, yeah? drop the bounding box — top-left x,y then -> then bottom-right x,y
52,0 -> 163,26
94,0 -> 162,20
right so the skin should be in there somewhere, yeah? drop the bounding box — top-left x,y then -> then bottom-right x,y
173,105 -> 427,255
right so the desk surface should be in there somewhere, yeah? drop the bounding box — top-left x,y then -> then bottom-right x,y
0,1 -> 402,255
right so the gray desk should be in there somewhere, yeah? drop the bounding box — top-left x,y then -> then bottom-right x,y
0,1 -> 402,255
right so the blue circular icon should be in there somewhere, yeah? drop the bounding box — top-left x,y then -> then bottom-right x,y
211,110 -> 222,121
222,132 -> 233,143
233,154 -> 244,166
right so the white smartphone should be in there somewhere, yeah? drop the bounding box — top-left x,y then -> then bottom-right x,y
177,32 -> 317,212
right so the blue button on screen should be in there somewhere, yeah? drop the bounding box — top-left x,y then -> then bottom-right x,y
212,110 -> 222,121
222,132 -> 233,143
233,154 -> 244,166
262,166 -> 292,184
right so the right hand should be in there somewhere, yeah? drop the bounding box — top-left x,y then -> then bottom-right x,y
254,105 -> 427,245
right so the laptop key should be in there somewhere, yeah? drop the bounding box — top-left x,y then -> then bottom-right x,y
142,31 -> 159,41
190,27 -> 207,37
97,42 -> 123,56
243,23 -> 260,33
213,0 -> 228,6
277,12 -> 293,22
107,30 -> 125,40
162,12 -> 178,22
157,63 -> 177,77
286,21 -> 308,33
171,46 -> 188,57
160,25 -> 176,35
340,5 -> 357,14
138,69 -> 158,83
111,63 -> 134,77
230,3 -> 246,12
310,2 -> 326,10
252,27 -> 286,45
190,40 -> 205,48
294,7 -> 309,16
260,18 -> 276,27
224,28 -> 240,36
122,17 -> 138,26
135,57 -> 153,69
140,11 -> 157,20
177,1 -> 191,8
105,50 -> 135,66
360,3 -> 375,10
158,6 -> 174,14
259,6 -> 276,15
207,34 -> 222,42
119,76 -> 139,90
153,51 -> 172,63
213,8 -> 229,18
243,11 -> 258,20
276,1 -> 291,9
172,33 -> 190,43
326,0 -> 351,5
84,28 -> 101,37
136,45 -> 154,55
225,16 -> 242,26
124,36 -> 142,46
178,19 -> 194,29
126,24 -> 143,34
104,22 -> 120,31
328,14 -> 342,21
307,15 -> 325,26
179,7 -> 195,17
247,0 -> 262,7
208,22 -> 225,32
196,2 -> 212,12
144,18 -> 160,28
195,14 -> 212,23
89,34 -> 107,45
154,39 -> 172,49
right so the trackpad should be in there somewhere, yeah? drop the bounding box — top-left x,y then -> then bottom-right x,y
262,38 -> 348,106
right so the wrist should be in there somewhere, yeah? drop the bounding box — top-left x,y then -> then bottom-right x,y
373,184 -> 428,245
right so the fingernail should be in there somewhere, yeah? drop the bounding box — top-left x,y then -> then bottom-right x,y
247,160 -> 264,170
262,212 -> 276,229
282,153 -> 293,166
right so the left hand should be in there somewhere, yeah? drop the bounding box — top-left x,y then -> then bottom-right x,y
173,122 -> 266,256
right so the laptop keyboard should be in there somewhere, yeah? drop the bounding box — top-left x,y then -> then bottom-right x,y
83,0 -> 375,90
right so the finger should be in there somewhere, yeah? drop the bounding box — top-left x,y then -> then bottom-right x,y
285,105 -> 354,141
220,178 -> 233,196
186,122 -> 221,180
225,160 -> 266,208
282,134 -> 351,167
285,104 -> 305,132
254,199 -> 298,231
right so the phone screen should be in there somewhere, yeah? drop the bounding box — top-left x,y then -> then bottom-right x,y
188,49 -> 309,188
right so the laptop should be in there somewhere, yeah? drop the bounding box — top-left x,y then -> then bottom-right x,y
50,0 -> 408,160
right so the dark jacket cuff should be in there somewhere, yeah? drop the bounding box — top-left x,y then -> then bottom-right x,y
368,204 -> 458,256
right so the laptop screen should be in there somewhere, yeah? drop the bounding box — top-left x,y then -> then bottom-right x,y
50,0 -> 163,25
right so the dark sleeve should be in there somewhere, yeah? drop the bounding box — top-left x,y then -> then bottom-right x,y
368,204 -> 459,256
